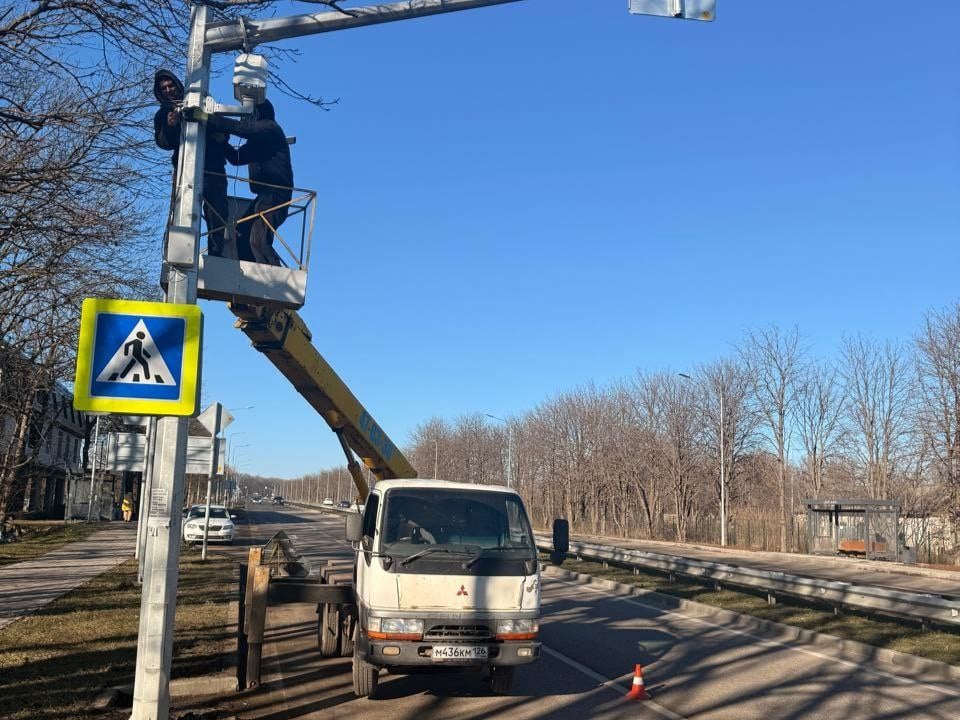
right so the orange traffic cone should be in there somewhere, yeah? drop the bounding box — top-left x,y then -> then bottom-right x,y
625,664 -> 650,700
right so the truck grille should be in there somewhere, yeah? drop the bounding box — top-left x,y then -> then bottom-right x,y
424,624 -> 493,642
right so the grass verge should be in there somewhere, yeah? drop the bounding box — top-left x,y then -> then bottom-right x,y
0,523 -> 105,567
0,553 -> 235,720
553,555 -> 960,666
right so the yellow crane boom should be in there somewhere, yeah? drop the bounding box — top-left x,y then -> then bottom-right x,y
230,303 -> 417,498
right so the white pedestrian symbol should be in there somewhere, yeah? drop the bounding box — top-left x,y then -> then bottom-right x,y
96,319 -> 176,386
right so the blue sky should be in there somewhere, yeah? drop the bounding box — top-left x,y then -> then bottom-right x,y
196,0 -> 960,477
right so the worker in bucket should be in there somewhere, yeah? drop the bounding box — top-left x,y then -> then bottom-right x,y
153,69 -> 231,258
204,99 -> 293,266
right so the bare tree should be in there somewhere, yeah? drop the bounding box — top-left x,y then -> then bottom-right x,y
915,305 -> 960,522
840,336 -> 913,499
696,358 -> 759,535
742,326 -> 804,552
796,360 -> 846,498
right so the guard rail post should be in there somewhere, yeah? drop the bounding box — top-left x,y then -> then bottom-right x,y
246,565 -> 271,688
244,547 -> 262,632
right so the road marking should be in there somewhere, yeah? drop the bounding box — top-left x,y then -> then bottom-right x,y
542,645 -> 686,719
546,574 -> 960,699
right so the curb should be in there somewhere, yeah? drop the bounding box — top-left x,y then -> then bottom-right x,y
544,565 -> 960,684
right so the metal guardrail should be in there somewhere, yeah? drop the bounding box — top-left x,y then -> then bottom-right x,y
534,535 -> 960,628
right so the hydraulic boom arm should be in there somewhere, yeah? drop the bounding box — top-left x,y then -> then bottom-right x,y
230,303 -> 416,499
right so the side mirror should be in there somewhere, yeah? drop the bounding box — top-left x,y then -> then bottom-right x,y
345,513 -> 363,544
551,518 -> 569,566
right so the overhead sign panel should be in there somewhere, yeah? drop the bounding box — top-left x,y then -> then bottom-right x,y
629,0 -> 715,21
99,432 -> 224,475
73,298 -> 202,416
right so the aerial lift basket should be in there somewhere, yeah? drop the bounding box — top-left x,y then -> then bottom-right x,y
194,172 -> 316,309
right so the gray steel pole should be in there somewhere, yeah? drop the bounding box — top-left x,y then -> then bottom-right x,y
134,419 -> 155,560
201,404 -> 223,561
506,423 -> 513,489
720,389 -> 726,547
130,5 -> 208,718
86,416 -> 101,522
137,418 -> 158,582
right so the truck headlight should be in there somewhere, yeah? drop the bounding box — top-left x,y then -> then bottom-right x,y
367,617 -> 423,641
496,618 -> 539,640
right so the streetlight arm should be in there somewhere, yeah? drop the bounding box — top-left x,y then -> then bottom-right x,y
205,0 -> 527,52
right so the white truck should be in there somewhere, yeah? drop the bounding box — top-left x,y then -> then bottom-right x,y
322,479 -> 544,697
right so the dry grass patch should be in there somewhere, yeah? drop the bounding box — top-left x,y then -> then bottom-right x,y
0,555 -> 235,720
556,556 -> 960,666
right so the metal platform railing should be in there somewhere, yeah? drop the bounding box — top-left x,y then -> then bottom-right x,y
201,172 -> 316,271
191,172 -> 317,309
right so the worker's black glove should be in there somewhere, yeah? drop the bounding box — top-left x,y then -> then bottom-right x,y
180,106 -> 209,123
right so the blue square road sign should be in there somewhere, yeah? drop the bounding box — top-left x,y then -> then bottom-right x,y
73,298 -> 202,416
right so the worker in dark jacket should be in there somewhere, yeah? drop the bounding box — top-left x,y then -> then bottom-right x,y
207,99 -> 292,266
152,69 -> 231,258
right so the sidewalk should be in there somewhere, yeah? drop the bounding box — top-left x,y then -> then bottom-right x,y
0,523 -> 136,630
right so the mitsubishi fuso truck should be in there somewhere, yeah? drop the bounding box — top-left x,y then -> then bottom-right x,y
322,479 -> 543,698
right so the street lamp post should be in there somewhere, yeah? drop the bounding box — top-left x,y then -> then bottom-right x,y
485,414 -> 513,489
679,373 -> 726,547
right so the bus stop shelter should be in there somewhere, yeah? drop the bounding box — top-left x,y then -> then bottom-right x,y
803,499 -> 901,561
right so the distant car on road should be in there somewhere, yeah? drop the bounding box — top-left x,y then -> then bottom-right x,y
251,494 -> 263,504
273,496 -> 284,505
337,500 -> 351,509
182,505 -> 237,544
322,497 -> 334,507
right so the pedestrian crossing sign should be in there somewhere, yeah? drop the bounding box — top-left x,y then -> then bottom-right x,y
73,298 -> 202,416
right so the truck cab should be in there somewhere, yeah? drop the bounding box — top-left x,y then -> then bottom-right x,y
346,479 -> 541,696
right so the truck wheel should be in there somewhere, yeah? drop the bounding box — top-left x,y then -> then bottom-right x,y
339,613 -> 355,657
352,645 -> 379,698
488,665 -> 514,695
319,603 -> 341,657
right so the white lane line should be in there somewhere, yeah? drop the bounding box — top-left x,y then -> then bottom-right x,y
542,645 -> 686,720
546,574 -> 960,699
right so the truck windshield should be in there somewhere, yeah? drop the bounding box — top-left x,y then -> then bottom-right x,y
381,488 -> 535,561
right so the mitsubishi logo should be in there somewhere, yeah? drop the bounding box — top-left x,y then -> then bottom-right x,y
456,585 -> 468,596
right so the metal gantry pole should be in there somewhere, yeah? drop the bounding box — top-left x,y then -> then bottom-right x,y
201,404 -> 223,561
135,418 -> 158,564
86,416 -> 101,522
130,5 -> 209,719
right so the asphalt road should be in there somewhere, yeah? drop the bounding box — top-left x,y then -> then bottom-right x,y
202,505 -> 960,720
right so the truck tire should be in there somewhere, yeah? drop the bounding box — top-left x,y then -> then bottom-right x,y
352,645 -> 379,698
339,613 -> 355,657
319,603 -> 341,657
488,665 -> 514,695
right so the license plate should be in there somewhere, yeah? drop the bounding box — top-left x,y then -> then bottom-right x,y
431,645 -> 488,662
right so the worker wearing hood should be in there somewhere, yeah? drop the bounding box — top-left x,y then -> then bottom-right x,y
207,99 -> 293,266
152,69 -> 230,258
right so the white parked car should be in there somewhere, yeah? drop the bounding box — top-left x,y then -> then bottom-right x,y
322,497 -> 335,507
182,505 -> 237,544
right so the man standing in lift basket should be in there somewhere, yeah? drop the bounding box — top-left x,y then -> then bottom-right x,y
153,69 -> 231,258
197,99 -> 294,267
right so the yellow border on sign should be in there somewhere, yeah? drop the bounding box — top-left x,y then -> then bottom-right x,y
73,298 -> 203,417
